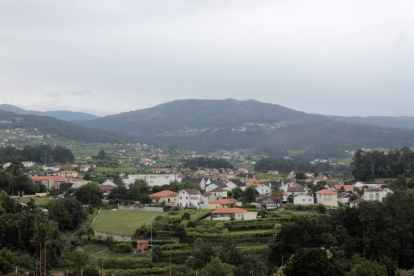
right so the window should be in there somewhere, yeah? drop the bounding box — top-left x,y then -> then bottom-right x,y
303,199 -> 305,202
186,197 -> 188,199
309,199 -> 312,201
180,196 -> 182,199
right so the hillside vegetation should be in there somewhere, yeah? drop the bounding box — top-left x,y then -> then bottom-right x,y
0,104 -> 99,121
74,99 -> 414,158
0,110 -> 139,144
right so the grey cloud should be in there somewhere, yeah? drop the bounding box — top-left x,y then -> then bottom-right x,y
47,92 -> 62,98
1,0 -> 414,117
64,90 -> 92,96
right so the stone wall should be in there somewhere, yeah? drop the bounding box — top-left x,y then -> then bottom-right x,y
94,231 -> 132,241
118,206 -> 164,212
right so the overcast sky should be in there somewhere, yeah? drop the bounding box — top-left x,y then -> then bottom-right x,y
0,0 -> 413,117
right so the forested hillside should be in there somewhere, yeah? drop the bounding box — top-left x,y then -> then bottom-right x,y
74,99 -> 414,158
0,110 -> 139,144
0,104 -> 99,121
0,145 -> 74,164
325,115 -> 414,129
75,99 -> 325,132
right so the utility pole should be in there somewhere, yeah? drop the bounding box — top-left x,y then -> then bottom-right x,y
150,217 -> 153,262
44,243 -> 48,276
30,240 -> 42,276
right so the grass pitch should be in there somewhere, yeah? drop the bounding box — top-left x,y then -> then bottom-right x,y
93,209 -> 166,236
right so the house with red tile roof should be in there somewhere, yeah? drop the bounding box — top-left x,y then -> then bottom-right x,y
211,208 -> 257,221
334,185 -> 354,192
208,199 -> 241,209
149,190 -> 178,206
315,189 -> 338,206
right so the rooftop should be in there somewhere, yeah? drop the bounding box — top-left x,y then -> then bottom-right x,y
315,189 -> 338,195
149,190 -> 178,197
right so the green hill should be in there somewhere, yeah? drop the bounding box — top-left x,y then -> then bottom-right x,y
0,110 -> 139,144
75,99 -> 326,133
0,104 -> 99,121
71,99 -> 414,158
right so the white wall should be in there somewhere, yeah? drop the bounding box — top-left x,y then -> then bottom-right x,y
126,174 -> 182,186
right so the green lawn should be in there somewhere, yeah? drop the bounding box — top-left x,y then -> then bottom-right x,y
18,197 -> 51,207
93,210 -> 166,236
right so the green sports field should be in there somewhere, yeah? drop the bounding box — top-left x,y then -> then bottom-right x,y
93,210 -> 166,236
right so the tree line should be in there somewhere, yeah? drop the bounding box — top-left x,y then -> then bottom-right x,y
185,157 -> 235,170
351,147 -> 414,181
0,144 -> 74,164
255,157 -> 352,176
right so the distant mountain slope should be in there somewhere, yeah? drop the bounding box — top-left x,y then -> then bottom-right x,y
74,99 -> 414,158
76,99 -> 326,133
0,110 -> 138,144
0,104 -> 99,121
324,115 -> 414,129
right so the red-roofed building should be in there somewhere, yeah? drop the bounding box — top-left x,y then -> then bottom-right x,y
149,190 -> 179,206
208,199 -> 241,209
211,208 -> 257,221
334,185 -> 354,192
315,189 -> 338,206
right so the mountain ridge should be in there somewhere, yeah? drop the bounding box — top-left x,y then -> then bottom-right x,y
72,99 -> 414,158
0,104 -> 99,121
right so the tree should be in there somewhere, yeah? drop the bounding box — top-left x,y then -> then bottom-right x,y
74,183 -> 103,204
46,198 -> 88,230
244,186 -> 258,203
350,259 -> 387,276
83,172 -> 92,181
232,254 -> 268,276
97,150 -> 106,160
200,257 -> 234,276
83,266 -> 99,276
152,245 -> 163,262
283,248 -> 342,276
172,265 -> 195,276
188,239 -> 215,270
232,187 -> 244,201
70,247 -> 89,272
295,172 -> 307,180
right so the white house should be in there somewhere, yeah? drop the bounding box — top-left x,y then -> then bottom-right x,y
80,164 -> 91,172
293,194 -> 314,205
337,193 -> 351,203
21,161 -> 36,167
181,178 -> 211,190
209,187 -> 227,198
280,182 -> 301,192
226,179 -> 247,191
3,162 -> 11,169
206,181 -> 228,192
178,189 -> 202,208
255,184 -> 273,195
201,192 -> 218,209
355,182 -> 382,189
363,188 -> 393,202
350,198 -> 364,207
286,186 -> 307,197
126,174 -> 183,186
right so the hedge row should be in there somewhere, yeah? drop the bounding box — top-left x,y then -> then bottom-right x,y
160,243 -> 188,250
105,267 -> 170,276
99,258 -> 152,269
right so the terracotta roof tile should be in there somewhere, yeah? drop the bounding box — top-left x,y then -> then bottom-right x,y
315,189 -> 338,195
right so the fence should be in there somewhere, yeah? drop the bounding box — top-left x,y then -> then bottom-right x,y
118,205 -> 163,212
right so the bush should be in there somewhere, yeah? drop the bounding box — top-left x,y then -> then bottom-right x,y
316,204 -> 327,214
